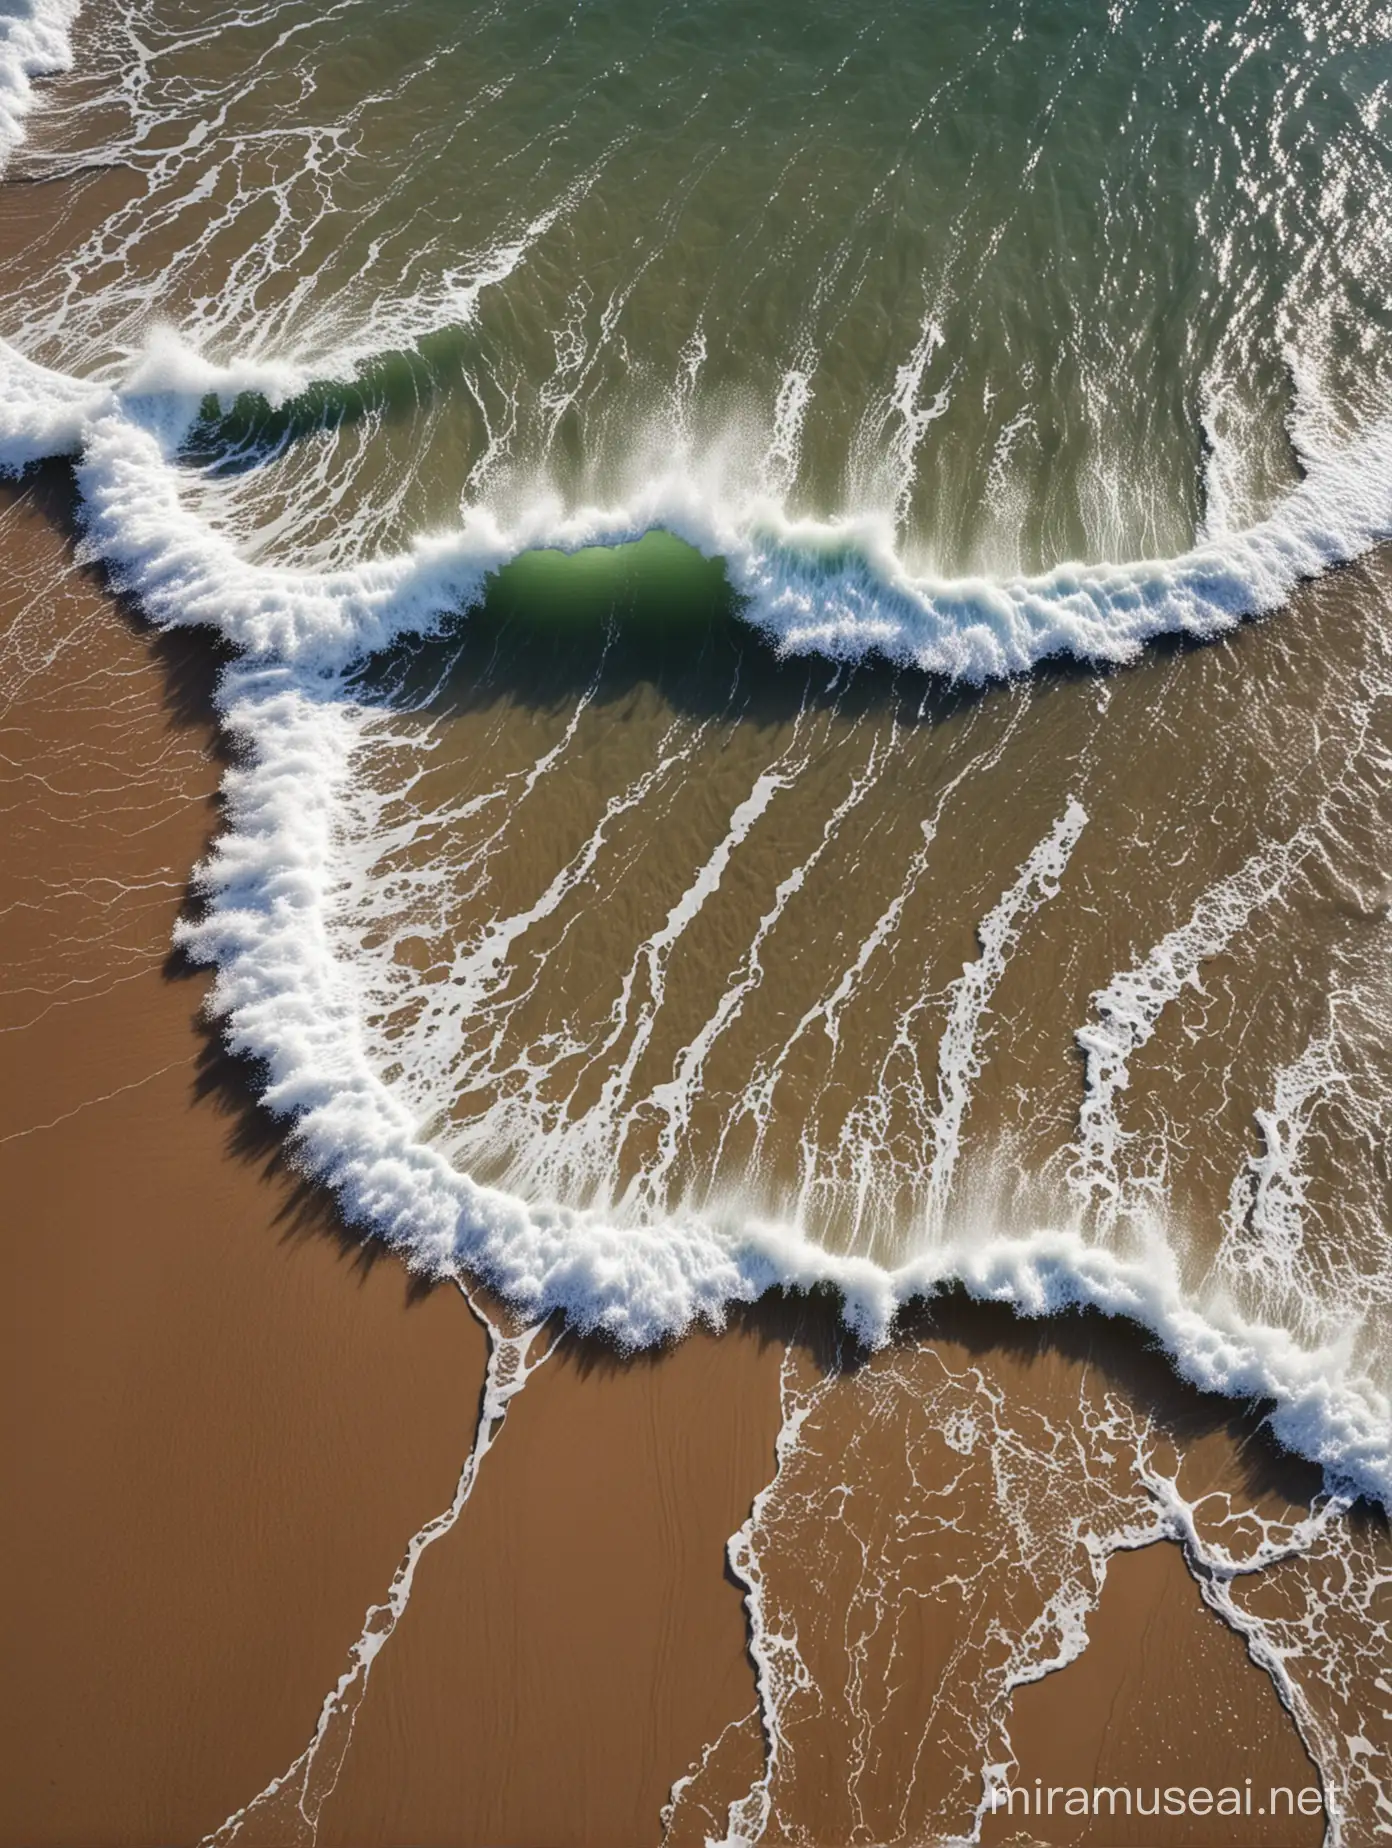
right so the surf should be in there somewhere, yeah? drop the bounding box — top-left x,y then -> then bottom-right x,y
5,0 -> 1392,1518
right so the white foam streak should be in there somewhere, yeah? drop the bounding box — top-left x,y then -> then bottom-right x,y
203,1293 -> 554,1847
643,726 -> 886,1207
924,799 -> 1087,1232
1070,840 -> 1305,1222
715,1349 -> 826,1848
1216,1026 -> 1347,1327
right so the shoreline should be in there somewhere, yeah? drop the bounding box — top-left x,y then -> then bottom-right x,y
0,38 -> 1388,1505
17,417 -> 1380,1510
1,462 -> 1339,1845
149,477 -> 1392,1505
3,8 -> 1390,1838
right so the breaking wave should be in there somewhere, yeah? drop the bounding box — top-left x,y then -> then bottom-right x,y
4,332 -> 1392,682
0,0 -> 77,169
4,1 -> 1392,1510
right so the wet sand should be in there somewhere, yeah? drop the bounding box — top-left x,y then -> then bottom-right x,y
0,468 -> 492,1844
0,469 -> 781,1846
659,1305 -> 1328,1848
0,467 -> 1337,1845
987,1539 -> 1320,1847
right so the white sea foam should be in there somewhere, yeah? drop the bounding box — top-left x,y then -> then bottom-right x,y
9,17 -> 1392,1840
0,337 -> 109,471
4,316 -> 1392,1501
1217,1028 -> 1344,1303
120,325 -> 316,414
4,325 -> 1392,682
160,664 -> 1392,1507
671,1337 -> 1380,1848
923,799 -> 1087,1233
0,0 -> 79,174
0,287 -> 1390,674
1069,841 -> 1308,1222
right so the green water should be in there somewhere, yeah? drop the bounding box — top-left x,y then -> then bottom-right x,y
21,0 -> 1392,575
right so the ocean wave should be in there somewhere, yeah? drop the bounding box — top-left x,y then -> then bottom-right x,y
5,322 -> 1392,1502
1,331 -> 1390,682
0,340 -> 110,470
157,665 -> 1390,1507
0,0 -> 79,173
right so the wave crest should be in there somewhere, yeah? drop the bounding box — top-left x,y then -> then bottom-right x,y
4,318 -> 1392,1503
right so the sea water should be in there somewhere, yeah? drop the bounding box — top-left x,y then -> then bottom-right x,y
4,2 -> 1392,1839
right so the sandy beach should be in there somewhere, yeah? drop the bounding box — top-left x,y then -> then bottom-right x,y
9,6 -> 1392,1832
0,468 -> 492,1843
0,467 -> 1340,1846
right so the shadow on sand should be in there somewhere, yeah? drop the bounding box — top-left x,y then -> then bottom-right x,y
13,454 -> 1377,1541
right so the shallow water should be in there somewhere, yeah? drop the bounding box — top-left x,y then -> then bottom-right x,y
4,1 -> 1392,1841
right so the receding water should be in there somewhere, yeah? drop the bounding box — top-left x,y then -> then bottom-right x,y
4,2 -> 1392,1839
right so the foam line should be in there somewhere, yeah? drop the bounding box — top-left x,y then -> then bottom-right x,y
590,756 -> 802,1194
765,704 -> 1031,1230
165,669 -> 1392,1505
923,798 -> 1086,1232
735,738 -> 987,1192
97,396 -> 1392,681
642,720 -> 888,1205
716,1349 -> 829,1848
203,1293 -> 554,1847
2,313 -> 1392,679
3,313 -> 1392,1503
1069,839 -> 1307,1221
1218,1028 -> 1344,1296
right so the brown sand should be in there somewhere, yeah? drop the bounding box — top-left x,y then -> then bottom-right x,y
308,1327 -> 785,1848
0,467 -> 1334,1848
983,1540 -> 1322,1847
658,1309 -> 1326,1848
0,468 -> 783,1847
0,471 -> 491,1844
